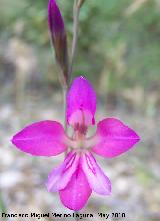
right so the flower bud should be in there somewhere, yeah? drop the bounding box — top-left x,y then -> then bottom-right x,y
48,0 -> 69,84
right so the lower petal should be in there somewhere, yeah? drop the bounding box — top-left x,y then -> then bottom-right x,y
81,152 -> 111,195
46,151 -> 79,192
59,165 -> 92,211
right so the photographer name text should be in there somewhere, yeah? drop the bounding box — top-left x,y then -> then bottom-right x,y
1,212 -> 126,220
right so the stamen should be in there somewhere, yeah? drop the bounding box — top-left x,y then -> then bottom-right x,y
74,124 -> 87,135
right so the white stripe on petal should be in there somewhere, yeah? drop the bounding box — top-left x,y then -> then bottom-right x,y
81,152 -> 111,195
46,151 -> 79,192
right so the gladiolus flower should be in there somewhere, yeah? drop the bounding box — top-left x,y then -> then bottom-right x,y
11,76 -> 140,211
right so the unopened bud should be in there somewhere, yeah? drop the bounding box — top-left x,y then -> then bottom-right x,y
48,0 -> 69,84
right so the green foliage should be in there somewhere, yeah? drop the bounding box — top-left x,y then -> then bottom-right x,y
0,0 -> 160,90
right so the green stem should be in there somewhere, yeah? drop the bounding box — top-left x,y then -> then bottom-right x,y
62,86 -> 69,156
69,0 -> 85,78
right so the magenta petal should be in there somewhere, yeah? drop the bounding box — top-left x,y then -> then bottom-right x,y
59,164 -> 92,211
46,152 -> 80,192
66,76 -> 96,126
81,152 -> 111,195
12,120 -> 67,156
92,118 -> 140,158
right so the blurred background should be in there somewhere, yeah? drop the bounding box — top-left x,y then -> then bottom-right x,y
0,0 -> 160,220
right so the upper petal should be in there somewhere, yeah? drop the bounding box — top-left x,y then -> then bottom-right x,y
92,118 -> 140,158
81,152 -> 111,195
66,76 -> 96,126
59,163 -> 92,211
11,120 -> 68,156
46,151 -> 80,192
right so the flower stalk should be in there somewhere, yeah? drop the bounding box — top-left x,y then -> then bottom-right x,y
48,0 -> 69,87
69,0 -> 85,79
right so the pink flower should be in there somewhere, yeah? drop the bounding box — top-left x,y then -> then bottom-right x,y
11,76 -> 140,211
